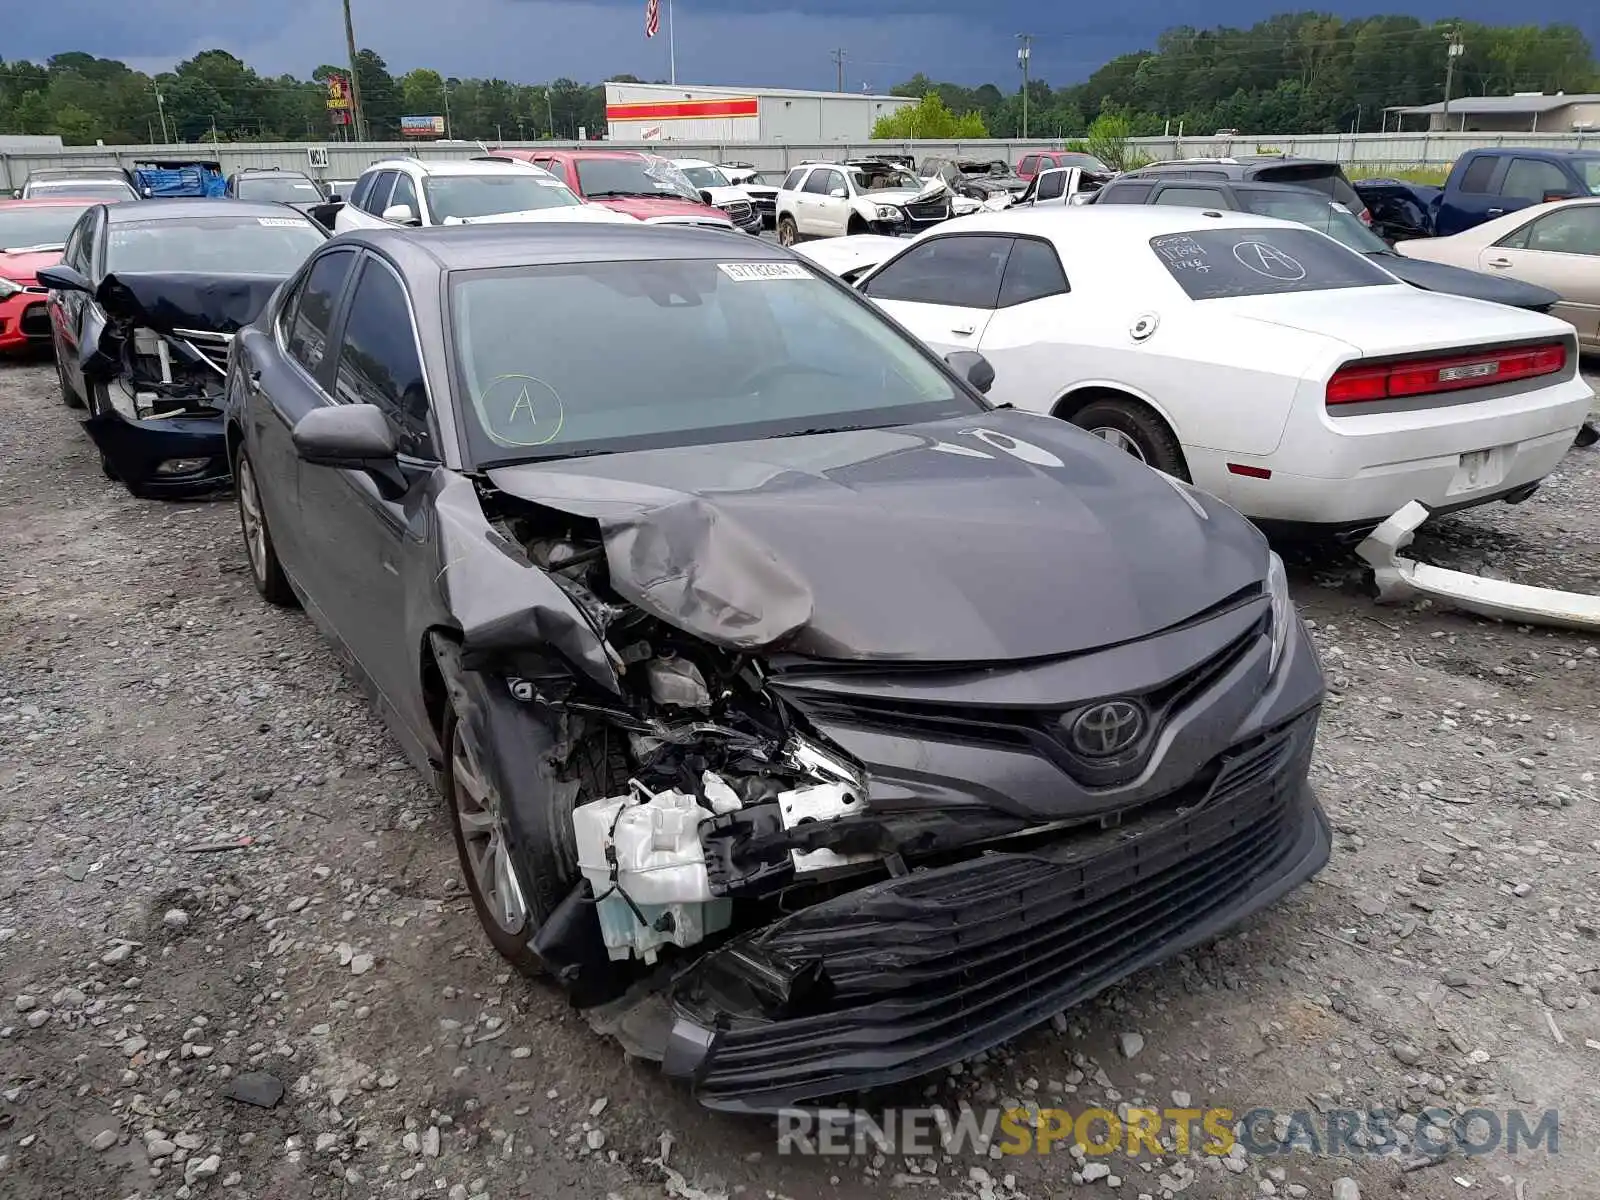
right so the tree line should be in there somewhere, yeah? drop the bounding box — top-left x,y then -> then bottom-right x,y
1,14 -> 1595,147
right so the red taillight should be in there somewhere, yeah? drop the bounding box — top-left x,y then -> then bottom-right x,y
1359,208 -> 1372,225
1326,341 -> 1568,407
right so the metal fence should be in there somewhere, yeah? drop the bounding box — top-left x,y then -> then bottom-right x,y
7,130 -> 1600,189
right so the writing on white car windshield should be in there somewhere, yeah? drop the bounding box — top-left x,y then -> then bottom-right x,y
423,175 -> 583,221
575,157 -> 699,201
1150,227 -> 1394,300
108,215 -> 326,275
0,204 -> 95,252
448,257 -> 978,466
1243,194 -> 1389,255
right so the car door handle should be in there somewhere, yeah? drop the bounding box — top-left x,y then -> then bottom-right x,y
1487,258 -> 1512,268
1487,207 -> 1505,216
950,324 -> 975,335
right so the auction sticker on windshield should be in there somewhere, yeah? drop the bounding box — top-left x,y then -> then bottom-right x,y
718,262 -> 811,282
257,217 -> 307,227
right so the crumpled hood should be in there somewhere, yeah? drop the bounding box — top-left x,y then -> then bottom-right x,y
862,179 -> 949,207
698,185 -> 754,208
592,195 -> 732,223
457,206 -> 639,226
94,271 -> 290,335
485,410 -> 1268,663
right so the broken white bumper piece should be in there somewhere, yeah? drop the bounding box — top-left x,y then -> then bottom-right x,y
1357,500 -> 1600,631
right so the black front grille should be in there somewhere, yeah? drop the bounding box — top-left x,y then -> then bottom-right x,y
679,714 -> 1314,1105
904,199 -> 950,222
19,303 -> 50,339
720,200 -> 754,221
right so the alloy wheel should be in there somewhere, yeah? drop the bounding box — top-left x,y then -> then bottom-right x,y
237,456 -> 268,585
450,721 -> 528,935
1088,426 -> 1147,463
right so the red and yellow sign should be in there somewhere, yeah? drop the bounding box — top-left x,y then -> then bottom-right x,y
326,76 -> 351,110
605,96 -> 759,122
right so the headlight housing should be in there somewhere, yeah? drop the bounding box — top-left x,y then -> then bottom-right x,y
874,205 -> 904,221
0,277 -> 23,299
1266,551 -> 1293,675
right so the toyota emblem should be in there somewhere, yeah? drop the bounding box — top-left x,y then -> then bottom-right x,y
1069,700 -> 1145,757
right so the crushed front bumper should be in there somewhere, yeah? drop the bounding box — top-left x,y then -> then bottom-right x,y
84,409 -> 229,498
653,714 -> 1327,1112
0,290 -> 52,352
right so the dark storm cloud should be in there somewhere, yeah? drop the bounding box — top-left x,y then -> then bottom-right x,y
16,0 -> 1600,88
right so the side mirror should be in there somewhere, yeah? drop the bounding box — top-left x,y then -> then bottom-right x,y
829,187 -> 848,199
36,264 -> 92,294
382,203 -> 420,225
292,404 -> 398,468
945,350 -> 995,395
327,191 -> 342,203
698,189 -> 715,206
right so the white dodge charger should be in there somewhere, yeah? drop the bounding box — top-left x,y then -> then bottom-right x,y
794,207 -> 1593,533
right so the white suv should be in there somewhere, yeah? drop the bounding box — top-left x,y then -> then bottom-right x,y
332,158 -> 633,233
775,160 -> 950,245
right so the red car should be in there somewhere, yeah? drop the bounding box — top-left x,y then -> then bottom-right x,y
1015,150 -> 1116,183
484,148 -> 737,231
0,197 -> 113,354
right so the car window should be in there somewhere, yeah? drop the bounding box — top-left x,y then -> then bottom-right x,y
1518,206 -> 1600,255
781,167 -> 806,191
802,169 -> 839,196
861,235 -> 1013,308
1152,186 -> 1231,208
107,214 -> 324,275
388,172 -> 419,219
1241,192 -> 1387,253
447,258 -> 976,465
236,174 -> 323,203
348,173 -> 375,210
1457,157 -> 1497,194
1150,227 -> 1394,300
363,171 -> 397,215
542,158 -> 569,184
62,212 -> 92,273
1502,158 -> 1574,203
1020,156 -> 1038,174
997,237 -> 1068,306
333,259 -> 433,457
1096,182 -> 1155,204
287,249 -> 357,378
0,203 -> 95,252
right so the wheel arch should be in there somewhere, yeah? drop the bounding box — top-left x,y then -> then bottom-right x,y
1048,383 -> 1191,478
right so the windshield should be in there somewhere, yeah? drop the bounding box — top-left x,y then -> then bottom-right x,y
107,214 -> 326,275
1241,192 -> 1388,253
0,204 -> 94,252
449,258 -> 977,465
27,180 -> 135,201
1150,227 -> 1395,300
959,162 -> 1010,176
848,165 -> 922,191
1575,158 -> 1600,193
574,156 -> 699,201
752,171 -> 787,186
235,175 -> 324,202
423,174 -> 583,220
1057,154 -> 1112,173
678,165 -> 731,189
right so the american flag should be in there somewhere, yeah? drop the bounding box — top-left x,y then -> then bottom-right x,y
645,0 -> 659,38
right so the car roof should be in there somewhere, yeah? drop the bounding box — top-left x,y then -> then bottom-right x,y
104,198 -> 318,224
336,221 -> 798,273
670,158 -> 716,168
934,205 -> 1304,239
235,167 -> 312,176
25,167 -> 128,179
369,157 -> 542,177
1125,178 -> 1332,198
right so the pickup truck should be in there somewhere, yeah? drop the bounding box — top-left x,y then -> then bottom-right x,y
1359,148 -> 1600,240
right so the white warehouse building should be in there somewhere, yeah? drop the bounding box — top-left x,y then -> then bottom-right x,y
604,82 -> 917,143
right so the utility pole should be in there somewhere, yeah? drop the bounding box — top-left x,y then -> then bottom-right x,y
342,0 -> 366,141
154,88 -> 171,143
1442,24 -> 1464,130
831,48 -> 847,92
545,88 -> 555,138
443,82 -> 452,139
1016,34 -> 1032,140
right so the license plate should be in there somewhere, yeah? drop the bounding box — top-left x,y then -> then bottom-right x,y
1447,448 -> 1503,495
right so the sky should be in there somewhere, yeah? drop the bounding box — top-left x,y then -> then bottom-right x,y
15,0 -> 1600,93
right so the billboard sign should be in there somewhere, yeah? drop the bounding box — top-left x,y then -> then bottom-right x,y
401,116 -> 447,137
326,76 -> 351,110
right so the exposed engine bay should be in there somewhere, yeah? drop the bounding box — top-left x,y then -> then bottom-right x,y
98,324 -> 229,422
480,493 -> 1045,990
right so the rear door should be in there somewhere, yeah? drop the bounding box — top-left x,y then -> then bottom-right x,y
1483,204 -> 1600,347
800,167 -> 848,236
48,209 -> 98,397
857,233 -> 1008,355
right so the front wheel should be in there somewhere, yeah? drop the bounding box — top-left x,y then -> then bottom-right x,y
235,449 -> 297,607
777,215 -> 799,246
1068,397 -> 1189,481
56,352 -> 84,409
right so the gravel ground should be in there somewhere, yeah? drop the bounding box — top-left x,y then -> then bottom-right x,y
2,354 -> 1598,1200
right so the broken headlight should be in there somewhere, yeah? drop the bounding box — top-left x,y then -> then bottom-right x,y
1266,551 -> 1292,675
0,278 -> 22,299
873,206 -> 904,222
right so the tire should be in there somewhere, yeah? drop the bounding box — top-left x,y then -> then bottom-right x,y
1068,397 -> 1189,481
56,352 -> 84,409
234,448 -> 297,607
847,216 -> 868,236
442,681 -> 631,979
777,215 -> 800,246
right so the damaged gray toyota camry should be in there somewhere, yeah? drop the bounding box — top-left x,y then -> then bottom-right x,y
223,221 -> 1329,1113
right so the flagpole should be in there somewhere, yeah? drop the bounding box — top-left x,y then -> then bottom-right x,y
668,0 -> 676,85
